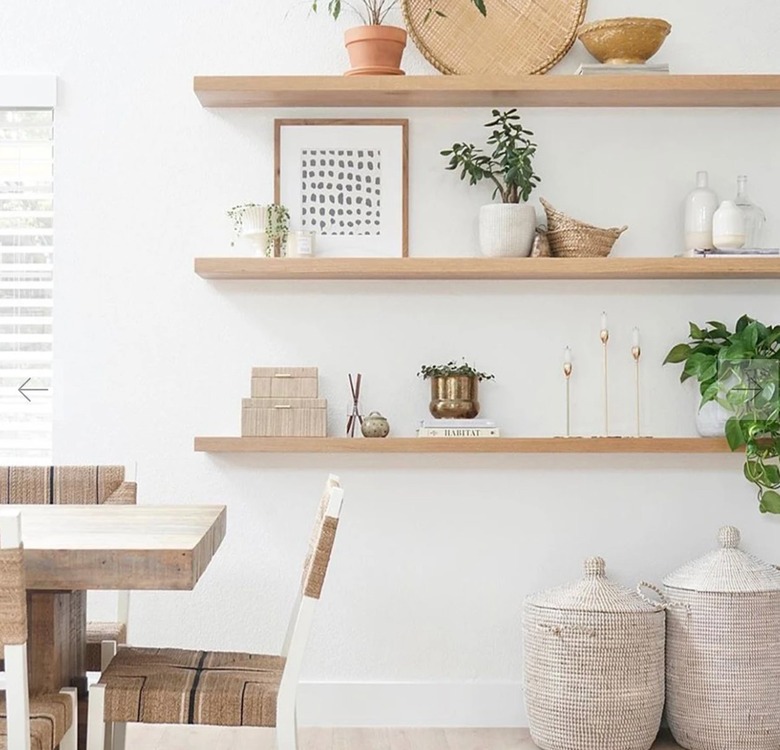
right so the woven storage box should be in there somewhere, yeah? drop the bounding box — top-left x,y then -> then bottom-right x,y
523,557 -> 665,750
541,198 -> 627,258
241,397 -> 327,437
664,526 -> 780,750
251,367 -> 318,398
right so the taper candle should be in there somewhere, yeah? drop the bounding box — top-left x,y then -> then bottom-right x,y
600,313 -> 609,436
632,328 -> 642,436
563,346 -> 573,437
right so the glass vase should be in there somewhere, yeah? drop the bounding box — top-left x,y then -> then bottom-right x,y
734,175 -> 766,249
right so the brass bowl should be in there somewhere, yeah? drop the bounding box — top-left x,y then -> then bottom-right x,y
577,17 -> 671,65
429,376 -> 480,419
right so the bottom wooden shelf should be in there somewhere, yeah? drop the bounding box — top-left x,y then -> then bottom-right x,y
194,437 -> 731,454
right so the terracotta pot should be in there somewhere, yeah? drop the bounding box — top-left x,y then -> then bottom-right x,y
343,25 -> 407,77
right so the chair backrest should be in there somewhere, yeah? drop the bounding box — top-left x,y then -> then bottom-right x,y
0,465 -> 136,505
0,509 -> 31,750
281,475 -> 344,662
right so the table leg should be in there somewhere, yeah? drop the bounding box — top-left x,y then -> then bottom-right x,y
27,590 -> 87,696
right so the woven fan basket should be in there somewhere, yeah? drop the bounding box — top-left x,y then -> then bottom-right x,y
664,526 -> 780,750
541,198 -> 627,258
523,557 -> 665,750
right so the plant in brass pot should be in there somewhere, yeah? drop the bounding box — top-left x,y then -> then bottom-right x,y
442,109 -> 541,258
418,360 -> 495,419
311,1 -> 487,76
664,315 -> 780,513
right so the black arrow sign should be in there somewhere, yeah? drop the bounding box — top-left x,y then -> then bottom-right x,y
18,378 -> 48,403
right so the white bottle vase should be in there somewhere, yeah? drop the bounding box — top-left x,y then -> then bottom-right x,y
712,200 -> 746,250
683,171 -> 718,254
479,203 -> 537,257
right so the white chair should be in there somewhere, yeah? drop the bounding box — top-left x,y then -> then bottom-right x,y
0,509 -> 77,750
87,475 -> 345,750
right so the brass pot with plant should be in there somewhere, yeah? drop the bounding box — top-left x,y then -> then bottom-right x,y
664,315 -> 780,514
312,0 -> 487,76
442,109 -> 541,258
418,360 -> 495,419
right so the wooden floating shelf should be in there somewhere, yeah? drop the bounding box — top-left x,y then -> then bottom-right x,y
194,437 -> 731,454
194,257 -> 780,281
193,75 -> 780,109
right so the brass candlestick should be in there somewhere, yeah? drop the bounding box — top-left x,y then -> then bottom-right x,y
563,359 -> 573,437
600,324 -> 609,436
632,342 -> 641,437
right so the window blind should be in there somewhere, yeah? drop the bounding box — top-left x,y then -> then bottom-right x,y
0,110 -> 54,463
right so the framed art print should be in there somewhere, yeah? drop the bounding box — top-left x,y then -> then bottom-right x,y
274,119 -> 408,257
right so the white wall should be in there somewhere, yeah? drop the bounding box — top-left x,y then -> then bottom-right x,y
4,0 -> 780,726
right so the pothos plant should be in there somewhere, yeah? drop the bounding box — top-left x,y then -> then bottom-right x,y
441,109 -> 541,204
418,360 -> 495,381
311,0 -> 487,25
664,315 -> 780,513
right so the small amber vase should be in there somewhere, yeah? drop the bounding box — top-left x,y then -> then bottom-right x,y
429,376 -> 480,419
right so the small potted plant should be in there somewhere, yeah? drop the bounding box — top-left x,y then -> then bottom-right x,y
664,315 -> 780,513
227,203 -> 289,257
312,1 -> 487,76
442,108 -> 541,257
418,359 -> 495,419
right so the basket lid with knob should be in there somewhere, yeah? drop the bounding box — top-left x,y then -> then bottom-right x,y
664,525 -> 780,593
525,556 -> 662,613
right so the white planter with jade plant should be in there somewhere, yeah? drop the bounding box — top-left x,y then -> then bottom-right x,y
442,108 -> 541,258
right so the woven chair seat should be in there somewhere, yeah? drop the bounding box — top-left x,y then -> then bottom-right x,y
99,647 -> 285,727
86,621 -> 127,672
0,691 -> 73,750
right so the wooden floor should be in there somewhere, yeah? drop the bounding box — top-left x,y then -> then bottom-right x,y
125,726 -> 682,749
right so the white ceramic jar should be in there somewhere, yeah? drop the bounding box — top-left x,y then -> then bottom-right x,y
479,203 -> 536,257
712,200 -> 746,250
683,171 -> 718,253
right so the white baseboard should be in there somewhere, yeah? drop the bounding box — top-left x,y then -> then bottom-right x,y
297,682 -> 525,727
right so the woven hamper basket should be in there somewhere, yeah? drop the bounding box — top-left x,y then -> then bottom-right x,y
541,198 -> 627,258
664,526 -> 780,750
523,557 -> 665,750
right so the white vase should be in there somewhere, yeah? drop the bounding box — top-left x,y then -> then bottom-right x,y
712,200 -> 746,250
696,399 -> 730,437
683,170 -> 718,253
479,203 -> 536,257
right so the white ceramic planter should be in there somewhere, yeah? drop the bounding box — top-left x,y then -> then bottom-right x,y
479,203 -> 536,257
696,398 -> 731,437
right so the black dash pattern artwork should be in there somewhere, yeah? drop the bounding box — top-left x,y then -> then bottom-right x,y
300,149 -> 381,236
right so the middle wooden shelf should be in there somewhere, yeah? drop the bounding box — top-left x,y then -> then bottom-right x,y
194,256 -> 780,281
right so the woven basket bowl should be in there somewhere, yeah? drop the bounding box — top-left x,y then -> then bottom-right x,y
578,17 -> 672,65
541,198 -> 627,258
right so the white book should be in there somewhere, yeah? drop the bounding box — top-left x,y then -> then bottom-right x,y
419,418 -> 496,429
576,63 -> 669,76
693,247 -> 780,257
417,428 -> 500,438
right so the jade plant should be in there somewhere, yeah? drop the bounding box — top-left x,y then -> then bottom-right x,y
664,315 -> 780,513
418,360 -> 495,381
441,109 -> 541,204
311,0 -> 487,24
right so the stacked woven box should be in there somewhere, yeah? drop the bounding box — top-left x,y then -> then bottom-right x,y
241,367 -> 327,437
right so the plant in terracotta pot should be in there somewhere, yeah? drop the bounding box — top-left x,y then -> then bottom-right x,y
312,0 -> 488,76
664,315 -> 780,513
442,109 -> 541,257
418,360 -> 494,419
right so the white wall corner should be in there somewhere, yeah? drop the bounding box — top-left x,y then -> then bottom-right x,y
297,682 -> 526,727
0,75 -> 57,108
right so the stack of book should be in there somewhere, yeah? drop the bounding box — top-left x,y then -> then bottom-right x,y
692,247 -> 780,257
575,63 -> 669,76
416,419 -> 500,438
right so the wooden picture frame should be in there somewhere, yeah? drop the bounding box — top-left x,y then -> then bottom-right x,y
274,118 -> 409,258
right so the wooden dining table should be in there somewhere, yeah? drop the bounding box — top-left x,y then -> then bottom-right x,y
11,504 -> 227,704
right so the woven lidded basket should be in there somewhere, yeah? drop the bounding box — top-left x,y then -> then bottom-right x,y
541,198 -> 627,258
664,526 -> 780,750
523,557 -> 665,750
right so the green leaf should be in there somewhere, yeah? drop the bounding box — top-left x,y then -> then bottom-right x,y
663,343 -> 691,364
736,314 -> 752,333
745,459 -> 764,483
759,489 -> 780,513
725,416 -> 746,451
689,322 -> 706,339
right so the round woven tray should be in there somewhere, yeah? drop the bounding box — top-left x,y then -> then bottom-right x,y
402,0 -> 588,75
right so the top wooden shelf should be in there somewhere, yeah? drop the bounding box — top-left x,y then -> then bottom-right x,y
193,75 -> 780,108
194,256 -> 780,281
